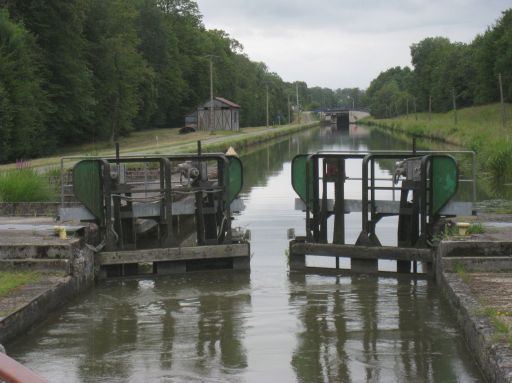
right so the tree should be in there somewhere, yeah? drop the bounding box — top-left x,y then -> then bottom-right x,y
335,88 -> 368,109
434,43 -> 475,111
366,67 -> 413,117
157,0 -> 201,22
493,9 -> 512,102
473,9 -> 512,104
135,0 -> 185,128
85,0 -> 151,142
0,8 -> 50,161
5,0 -> 95,145
410,37 -> 452,111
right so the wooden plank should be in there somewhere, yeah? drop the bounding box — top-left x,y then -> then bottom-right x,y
291,242 -> 432,262
300,266 -> 431,279
99,243 -> 250,265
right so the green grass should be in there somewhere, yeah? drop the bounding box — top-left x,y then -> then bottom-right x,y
494,317 -> 509,333
0,271 -> 43,297
0,122 -> 317,202
360,103 -> 512,180
452,261 -> 466,274
42,166 -> 62,178
466,222 -> 486,235
0,168 -> 56,202
0,121 -> 317,172
452,261 -> 470,282
476,306 -> 512,346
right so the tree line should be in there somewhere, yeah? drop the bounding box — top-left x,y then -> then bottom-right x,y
8,1 -> 506,163
0,0 -> 355,163
366,9 -> 512,118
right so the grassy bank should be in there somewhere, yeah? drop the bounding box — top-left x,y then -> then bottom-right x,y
0,122 -> 318,202
0,169 -> 56,202
360,103 -> 512,180
0,122 -> 318,172
169,122 -> 317,155
0,272 -> 44,297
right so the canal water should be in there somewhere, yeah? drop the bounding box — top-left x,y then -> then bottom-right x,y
7,126 -> 484,382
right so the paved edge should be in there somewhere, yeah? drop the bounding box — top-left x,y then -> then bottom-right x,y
437,241 -> 512,383
0,244 -> 94,345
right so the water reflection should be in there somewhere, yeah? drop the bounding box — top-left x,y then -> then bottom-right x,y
8,273 -> 251,382
155,272 -> 251,377
193,274 -> 251,371
157,292 -> 179,371
289,273 -> 351,382
78,281 -> 139,382
240,130 -> 317,192
288,273 -> 479,382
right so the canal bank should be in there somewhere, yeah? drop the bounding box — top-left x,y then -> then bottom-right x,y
435,229 -> 512,383
359,103 -> 512,182
0,221 -> 96,345
0,120 -> 319,172
2,124 -> 509,382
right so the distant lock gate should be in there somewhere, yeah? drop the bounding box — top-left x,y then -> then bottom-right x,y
290,149 -> 476,275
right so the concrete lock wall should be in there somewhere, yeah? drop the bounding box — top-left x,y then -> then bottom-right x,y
0,232 -> 95,345
436,240 -> 512,383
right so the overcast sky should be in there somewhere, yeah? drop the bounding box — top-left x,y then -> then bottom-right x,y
195,0 -> 510,89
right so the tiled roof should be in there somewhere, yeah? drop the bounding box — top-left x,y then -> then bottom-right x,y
215,97 -> 241,109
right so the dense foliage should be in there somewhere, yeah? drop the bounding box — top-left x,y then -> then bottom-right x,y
0,0 -> 354,163
367,9 -> 512,118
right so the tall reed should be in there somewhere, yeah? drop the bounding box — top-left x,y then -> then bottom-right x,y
0,168 -> 56,202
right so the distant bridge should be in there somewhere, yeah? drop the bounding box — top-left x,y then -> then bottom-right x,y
313,107 -> 370,114
314,108 -> 370,126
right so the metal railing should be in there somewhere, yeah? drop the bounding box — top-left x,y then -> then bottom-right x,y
295,149 -> 476,246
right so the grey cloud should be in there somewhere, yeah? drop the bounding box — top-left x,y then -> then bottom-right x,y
199,0 -> 508,34
196,0 -> 511,88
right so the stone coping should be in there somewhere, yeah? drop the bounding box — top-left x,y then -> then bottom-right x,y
0,275 -> 74,344
437,240 -> 512,383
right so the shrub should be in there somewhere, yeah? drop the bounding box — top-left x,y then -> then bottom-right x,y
0,169 -> 56,202
485,140 -> 512,180
42,166 -> 62,178
466,223 -> 485,235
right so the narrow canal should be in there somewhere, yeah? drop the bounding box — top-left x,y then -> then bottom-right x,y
8,125 -> 484,382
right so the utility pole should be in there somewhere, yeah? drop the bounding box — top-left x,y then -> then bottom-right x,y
414,98 -> 417,121
296,83 -> 299,123
406,97 -> 409,119
209,56 -> 213,130
452,88 -> 458,125
266,83 -> 269,128
287,94 -> 291,124
428,95 -> 432,123
499,73 -> 506,129
296,83 -> 299,109
204,55 -> 218,131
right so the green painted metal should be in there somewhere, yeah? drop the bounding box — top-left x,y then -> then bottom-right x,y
73,160 -> 103,220
291,155 -> 314,205
228,157 -> 243,203
432,156 -> 458,214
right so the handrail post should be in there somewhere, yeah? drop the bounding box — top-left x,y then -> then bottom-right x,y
472,151 -> 477,205
60,157 -> 65,208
